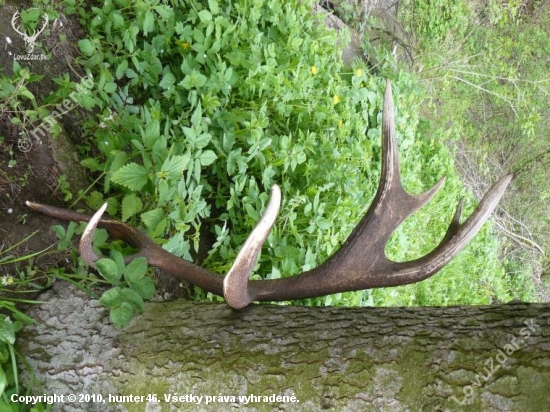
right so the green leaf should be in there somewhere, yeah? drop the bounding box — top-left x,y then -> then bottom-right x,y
96,258 -> 122,284
154,5 -> 174,20
110,151 -> 128,173
79,94 -> 98,109
143,10 -> 155,36
115,59 -> 128,79
110,302 -> 134,328
191,103 -> 203,127
104,82 -> 117,93
160,154 -> 190,180
99,286 -> 124,308
109,250 -> 126,276
120,287 -> 145,312
179,70 -> 207,90
208,0 -> 219,14
141,208 -> 165,230
160,70 -> 175,91
198,10 -> 212,23
200,150 -> 217,166
0,368 -> 6,397
121,193 -> 143,222
143,120 -> 160,149
111,163 -> 148,191
130,276 -> 156,300
0,316 -> 15,345
78,39 -> 95,56
87,191 -> 105,211
81,157 -> 104,172
0,342 -> 9,363
110,11 -> 125,29
123,257 -> 148,282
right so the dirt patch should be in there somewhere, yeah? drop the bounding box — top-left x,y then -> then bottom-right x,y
0,4 -> 90,297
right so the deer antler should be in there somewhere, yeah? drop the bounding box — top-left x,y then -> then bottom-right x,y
27,80 -> 512,309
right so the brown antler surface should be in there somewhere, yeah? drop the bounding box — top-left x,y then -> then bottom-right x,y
27,80 -> 512,309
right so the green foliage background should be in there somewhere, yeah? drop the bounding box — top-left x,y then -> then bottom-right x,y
63,0 -> 532,307
397,0 -> 547,302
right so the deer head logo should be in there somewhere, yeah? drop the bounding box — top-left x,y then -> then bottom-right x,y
11,9 -> 49,54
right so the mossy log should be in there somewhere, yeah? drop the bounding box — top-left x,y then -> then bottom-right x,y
16,282 -> 550,411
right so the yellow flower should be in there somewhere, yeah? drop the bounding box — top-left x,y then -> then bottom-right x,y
180,41 -> 191,50
333,95 -> 340,105
338,119 -> 343,127
355,68 -> 362,77
311,66 -> 318,75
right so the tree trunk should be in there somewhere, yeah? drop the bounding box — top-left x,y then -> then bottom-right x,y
17,281 -> 550,412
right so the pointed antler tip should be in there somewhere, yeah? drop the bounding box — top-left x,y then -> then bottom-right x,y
79,202 -> 108,267
223,185 -> 282,309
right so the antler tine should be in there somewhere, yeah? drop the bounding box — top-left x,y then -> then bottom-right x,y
79,202 -> 108,267
386,173 -> 512,286
223,185 -> 281,309
364,80 -> 447,250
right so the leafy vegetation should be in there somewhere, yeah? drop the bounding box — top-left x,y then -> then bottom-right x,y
53,0 -> 527,310
397,0 -> 547,301
95,252 -> 155,328
0,234 -> 47,411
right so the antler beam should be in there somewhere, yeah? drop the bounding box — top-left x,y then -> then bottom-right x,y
27,80 -> 512,309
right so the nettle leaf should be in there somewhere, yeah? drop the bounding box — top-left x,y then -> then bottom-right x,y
160,69 -> 175,91
111,163 -> 148,191
123,257 -> 148,282
87,190 -> 105,210
96,258 -> 122,284
122,193 -> 143,222
161,154 -> 190,180
141,208 -> 164,230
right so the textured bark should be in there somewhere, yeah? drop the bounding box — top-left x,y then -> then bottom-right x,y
18,281 -> 550,412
